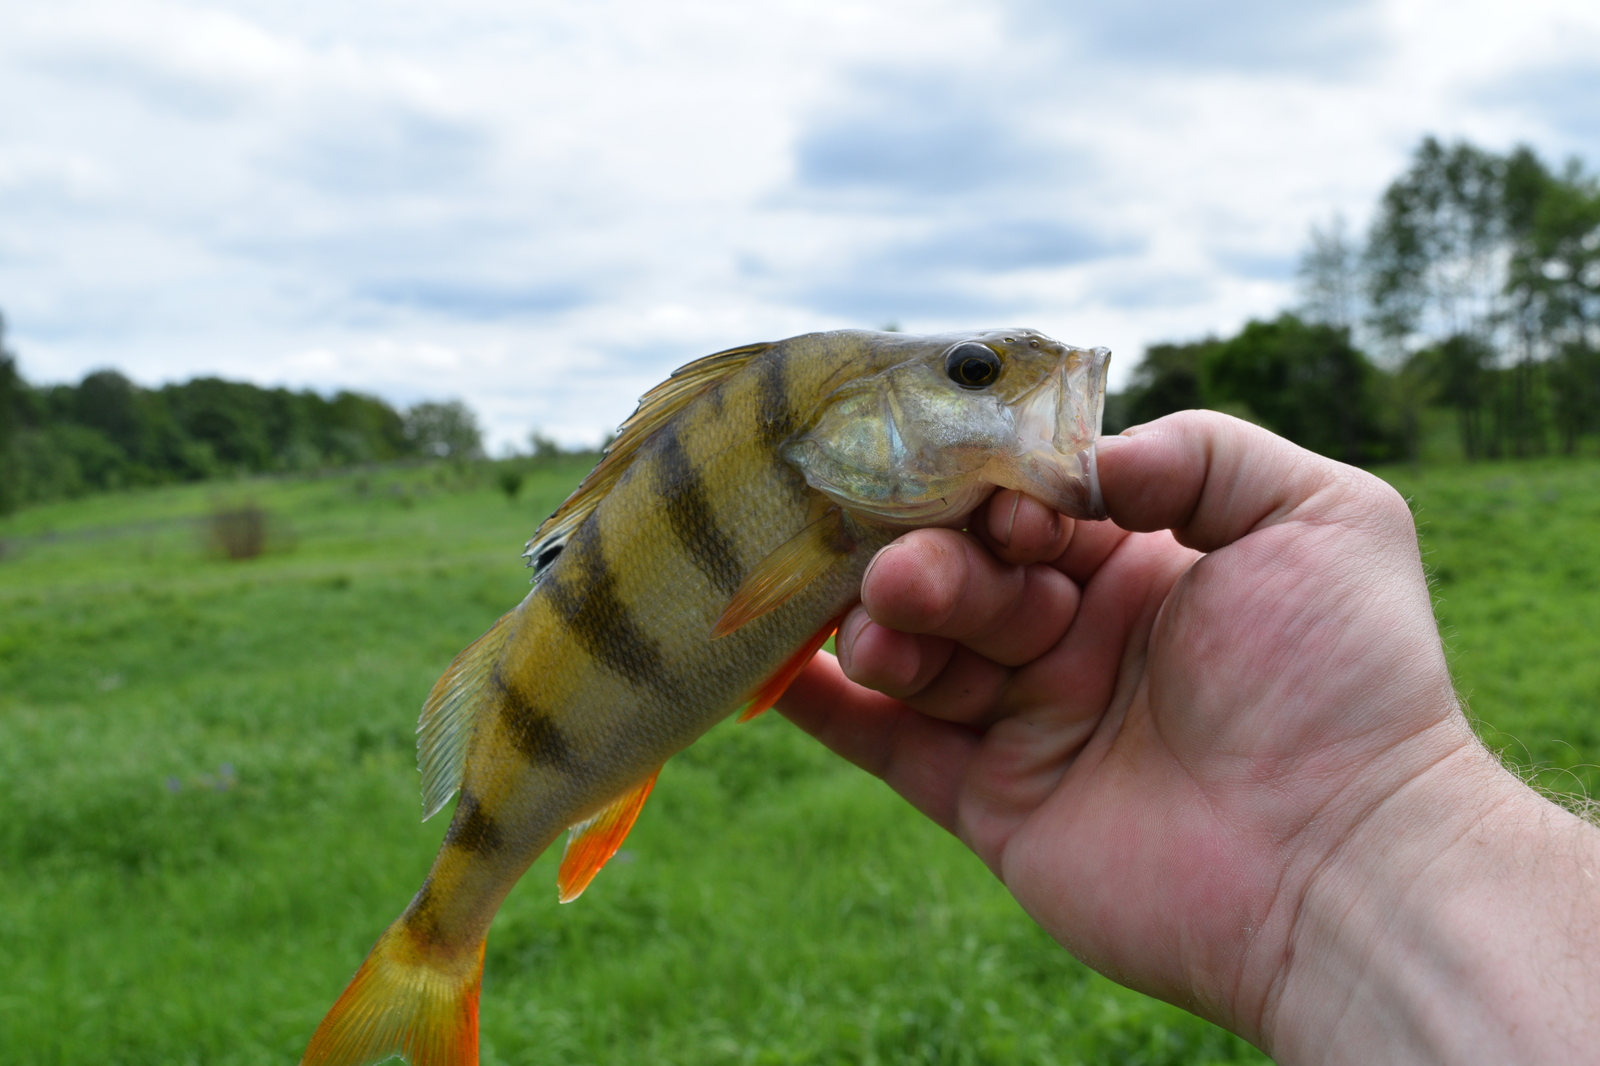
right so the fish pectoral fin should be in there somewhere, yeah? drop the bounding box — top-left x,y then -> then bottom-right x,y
417,609 -> 518,821
557,769 -> 661,904
711,507 -> 853,639
738,612 -> 846,722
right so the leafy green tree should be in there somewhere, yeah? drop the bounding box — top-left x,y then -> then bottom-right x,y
1298,214 -> 1361,331
1366,137 -> 1508,350
162,377 -> 276,470
1504,158 -> 1600,454
1548,341 -> 1600,455
529,432 -> 563,461
1204,315 -> 1395,465
0,312 -> 18,513
404,400 -> 483,460
74,370 -> 144,456
1120,340 -> 1220,429
1411,334 -> 1495,459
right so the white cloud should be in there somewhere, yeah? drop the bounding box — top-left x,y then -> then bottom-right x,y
0,0 -> 1597,449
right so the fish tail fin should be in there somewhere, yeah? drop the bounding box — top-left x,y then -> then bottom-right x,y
301,919 -> 485,1066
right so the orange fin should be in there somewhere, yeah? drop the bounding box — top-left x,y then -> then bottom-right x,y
301,919 -> 484,1066
739,612 -> 846,722
557,770 -> 660,904
711,508 -> 852,639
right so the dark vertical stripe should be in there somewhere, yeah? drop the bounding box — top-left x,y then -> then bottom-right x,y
546,520 -> 676,694
756,348 -> 795,444
496,663 -> 575,767
445,790 -> 504,854
654,427 -> 744,594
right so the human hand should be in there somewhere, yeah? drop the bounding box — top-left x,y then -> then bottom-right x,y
780,411 -> 1600,1063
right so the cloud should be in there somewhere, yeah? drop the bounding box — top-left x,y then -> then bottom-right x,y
274,98 -> 492,197
1011,0 -> 1384,74
1476,60 -> 1600,156
906,218 -> 1137,272
793,69 -> 1068,198
24,4 -> 301,118
357,280 -> 589,320
792,217 -> 1135,320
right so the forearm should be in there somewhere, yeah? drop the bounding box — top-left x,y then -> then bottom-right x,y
1263,740 -> 1600,1064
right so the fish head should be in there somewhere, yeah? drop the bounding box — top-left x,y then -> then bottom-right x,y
784,329 -> 1110,527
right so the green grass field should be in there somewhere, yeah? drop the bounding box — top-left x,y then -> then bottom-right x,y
2,456 -> 1597,1065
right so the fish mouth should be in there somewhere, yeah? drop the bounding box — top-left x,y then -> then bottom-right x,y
985,346 -> 1110,521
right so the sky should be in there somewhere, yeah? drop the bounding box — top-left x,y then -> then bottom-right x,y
2,0 -> 1598,450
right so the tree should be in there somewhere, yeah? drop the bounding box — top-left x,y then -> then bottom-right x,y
1298,214 -> 1362,332
1548,341 -> 1600,455
1505,158 -> 1600,453
0,311 -> 18,513
1120,340 -> 1220,429
1366,138 -> 1509,351
404,400 -> 483,460
1412,333 -> 1494,459
1204,315 -> 1395,466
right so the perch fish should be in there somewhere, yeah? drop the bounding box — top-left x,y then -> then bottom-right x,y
301,328 -> 1110,1066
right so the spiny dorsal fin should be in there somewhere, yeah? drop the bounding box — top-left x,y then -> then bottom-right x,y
523,341 -> 774,579
710,507 -> 853,639
557,769 -> 661,903
417,611 -> 516,821
738,612 -> 846,722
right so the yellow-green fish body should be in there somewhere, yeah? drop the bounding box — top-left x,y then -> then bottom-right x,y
302,329 -> 1109,1066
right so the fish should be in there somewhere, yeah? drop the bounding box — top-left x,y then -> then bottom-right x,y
300,327 -> 1110,1066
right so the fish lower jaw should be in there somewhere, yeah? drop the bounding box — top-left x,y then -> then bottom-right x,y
981,444 -> 1106,522
814,479 -> 994,529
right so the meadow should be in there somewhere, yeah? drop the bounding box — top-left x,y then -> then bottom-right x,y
2,454 -> 1597,1065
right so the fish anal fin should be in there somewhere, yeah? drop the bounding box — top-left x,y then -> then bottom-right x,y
418,610 -> 517,821
739,612 -> 846,722
524,342 -> 773,577
301,920 -> 484,1066
711,508 -> 852,639
557,769 -> 661,904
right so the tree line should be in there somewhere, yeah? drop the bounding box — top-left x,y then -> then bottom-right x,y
0,319 -> 484,514
1111,136 -> 1600,463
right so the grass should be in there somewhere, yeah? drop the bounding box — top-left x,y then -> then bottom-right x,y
3,455 -> 1597,1064
1383,459 -> 1600,797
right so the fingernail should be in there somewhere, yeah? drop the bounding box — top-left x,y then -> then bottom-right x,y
836,607 -> 871,673
861,542 -> 898,591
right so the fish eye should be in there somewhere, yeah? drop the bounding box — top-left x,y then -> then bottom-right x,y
944,343 -> 1002,389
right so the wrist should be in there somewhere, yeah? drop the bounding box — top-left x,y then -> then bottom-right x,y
1261,734 -> 1600,1064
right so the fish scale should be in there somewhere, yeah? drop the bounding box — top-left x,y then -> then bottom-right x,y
301,328 -> 1110,1066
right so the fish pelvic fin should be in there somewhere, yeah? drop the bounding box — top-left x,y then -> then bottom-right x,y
523,340 -> 773,582
711,507 -> 853,639
557,769 -> 661,904
301,920 -> 485,1066
418,610 -> 517,821
739,612 -> 846,722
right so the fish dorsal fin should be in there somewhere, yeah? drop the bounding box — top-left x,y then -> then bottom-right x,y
417,611 -> 516,821
738,611 -> 846,722
523,341 -> 774,579
557,769 -> 661,903
711,507 -> 853,639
